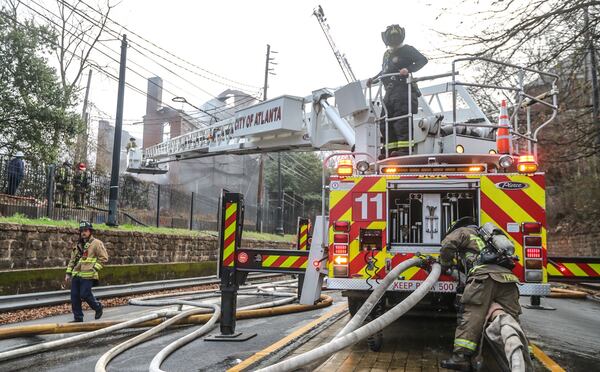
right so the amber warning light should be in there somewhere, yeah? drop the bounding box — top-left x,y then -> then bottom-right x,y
517,155 -> 538,173
336,159 -> 353,176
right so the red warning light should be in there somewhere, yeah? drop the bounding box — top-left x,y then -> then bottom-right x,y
237,252 -> 249,264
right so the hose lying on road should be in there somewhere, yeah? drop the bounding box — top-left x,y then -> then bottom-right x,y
146,284 -> 299,372
95,303 -> 220,372
256,263 -> 441,372
142,282 -> 298,372
0,311 -> 172,363
95,280 -> 298,372
549,287 -> 588,299
0,295 -> 333,340
0,277 -> 331,367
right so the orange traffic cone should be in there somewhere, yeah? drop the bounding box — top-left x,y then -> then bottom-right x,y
496,100 -> 512,154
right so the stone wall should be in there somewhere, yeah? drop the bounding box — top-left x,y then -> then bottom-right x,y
547,230 -> 600,257
0,223 -> 293,270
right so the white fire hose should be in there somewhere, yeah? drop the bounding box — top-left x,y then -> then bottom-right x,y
335,256 -> 423,338
95,303 -> 219,372
257,262 -> 441,372
0,311 -> 172,363
96,280 -> 300,372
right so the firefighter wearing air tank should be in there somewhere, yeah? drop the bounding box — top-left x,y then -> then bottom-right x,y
65,221 -> 108,322
368,25 -> 428,157
438,217 -> 523,371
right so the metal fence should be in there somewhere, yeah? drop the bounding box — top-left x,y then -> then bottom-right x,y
0,155 -> 305,233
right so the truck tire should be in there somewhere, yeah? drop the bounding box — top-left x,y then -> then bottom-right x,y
367,332 -> 384,352
348,296 -> 364,317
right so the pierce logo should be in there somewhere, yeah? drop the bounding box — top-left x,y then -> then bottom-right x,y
495,181 -> 529,190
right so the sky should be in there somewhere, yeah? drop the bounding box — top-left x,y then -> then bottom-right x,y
23,0 -> 491,143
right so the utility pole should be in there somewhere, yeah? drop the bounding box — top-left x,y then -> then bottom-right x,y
75,69 -> 93,163
107,35 -> 128,226
257,44 -> 279,233
276,152 -> 284,235
584,8 -> 599,147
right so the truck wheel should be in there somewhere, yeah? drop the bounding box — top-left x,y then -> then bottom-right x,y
347,296 -> 364,317
367,331 -> 384,352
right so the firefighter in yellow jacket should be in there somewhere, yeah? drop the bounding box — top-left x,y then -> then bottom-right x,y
65,221 -> 108,322
439,217 -> 522,371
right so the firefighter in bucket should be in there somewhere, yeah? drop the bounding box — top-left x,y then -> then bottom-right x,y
367,24 -> 428,157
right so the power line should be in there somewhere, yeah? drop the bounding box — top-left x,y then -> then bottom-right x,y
43,0 -> 264,121
23,0 -> 210,128
27,0 -> 214,113
266,154 -> 313,184
63,0 -> 261,91
282,153 -> 315,174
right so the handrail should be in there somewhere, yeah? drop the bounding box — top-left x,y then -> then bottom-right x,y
451,56 -> 559,157
368,71 -> 457,157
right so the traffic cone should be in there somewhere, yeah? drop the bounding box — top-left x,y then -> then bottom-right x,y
496,100 -> 512,154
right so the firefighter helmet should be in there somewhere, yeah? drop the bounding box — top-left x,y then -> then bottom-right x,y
443,216 -> 477,240
381,24 -> 405,47
78,162 -> 86,170
79,220 -> 94,231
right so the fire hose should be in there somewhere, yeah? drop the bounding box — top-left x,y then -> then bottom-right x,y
0,280 -> 329,366
257,260 -> 441,372
95,281 -> 299,372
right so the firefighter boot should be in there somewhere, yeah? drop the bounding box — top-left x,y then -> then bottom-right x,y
440,352 -> 472,371
95,304 -> 103,320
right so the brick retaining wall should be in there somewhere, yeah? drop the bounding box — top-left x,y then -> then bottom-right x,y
0,223 -> 293,270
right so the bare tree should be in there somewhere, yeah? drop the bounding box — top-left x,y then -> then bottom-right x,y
13,0 -> 116,160
435,0 -> 600,226
435,0 -> 600,160
52,0 -> 114,106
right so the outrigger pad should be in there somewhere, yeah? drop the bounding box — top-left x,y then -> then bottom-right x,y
204,332 -> 257,342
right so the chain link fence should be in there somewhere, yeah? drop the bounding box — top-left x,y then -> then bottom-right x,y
0,155 -> 306,233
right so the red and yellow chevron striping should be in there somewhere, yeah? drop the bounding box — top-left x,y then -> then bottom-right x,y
298,224 -> 308,250
328,173 -> 547,282
480,174 -> 546,281
222,202 -> 238,267
547,258 -> 600,281
261,254 -> 308,269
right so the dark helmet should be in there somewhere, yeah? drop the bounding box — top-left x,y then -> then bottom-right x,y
79,220 -> 94,232
443,216 -> 478,239
130,137 -> 136,141
63,161 -> 71,167
381,24 -> 405,47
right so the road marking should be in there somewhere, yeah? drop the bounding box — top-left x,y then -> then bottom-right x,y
532,344 -> 566,372
228,303 -> 348,372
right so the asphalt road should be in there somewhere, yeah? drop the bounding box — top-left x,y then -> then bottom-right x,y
0,291 -> 346,372
520,296 -> 600,372
0,292 -> 598,371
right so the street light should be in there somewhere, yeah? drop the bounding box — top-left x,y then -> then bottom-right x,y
172,96 -> 220,123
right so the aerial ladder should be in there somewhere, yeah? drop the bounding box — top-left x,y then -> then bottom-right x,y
312,5 -> 357,83
128,57 -> 561,349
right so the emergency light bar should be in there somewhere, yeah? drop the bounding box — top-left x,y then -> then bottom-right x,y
380,164 -> 487,174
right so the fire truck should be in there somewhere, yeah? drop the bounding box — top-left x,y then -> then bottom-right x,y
129,57 -> 558,339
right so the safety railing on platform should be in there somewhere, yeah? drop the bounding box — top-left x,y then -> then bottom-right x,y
367,57 -> 559,159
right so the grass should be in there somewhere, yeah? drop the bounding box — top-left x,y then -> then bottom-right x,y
0,214 -> 295,242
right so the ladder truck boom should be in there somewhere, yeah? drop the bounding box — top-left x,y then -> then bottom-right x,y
312,5 -> 357,83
